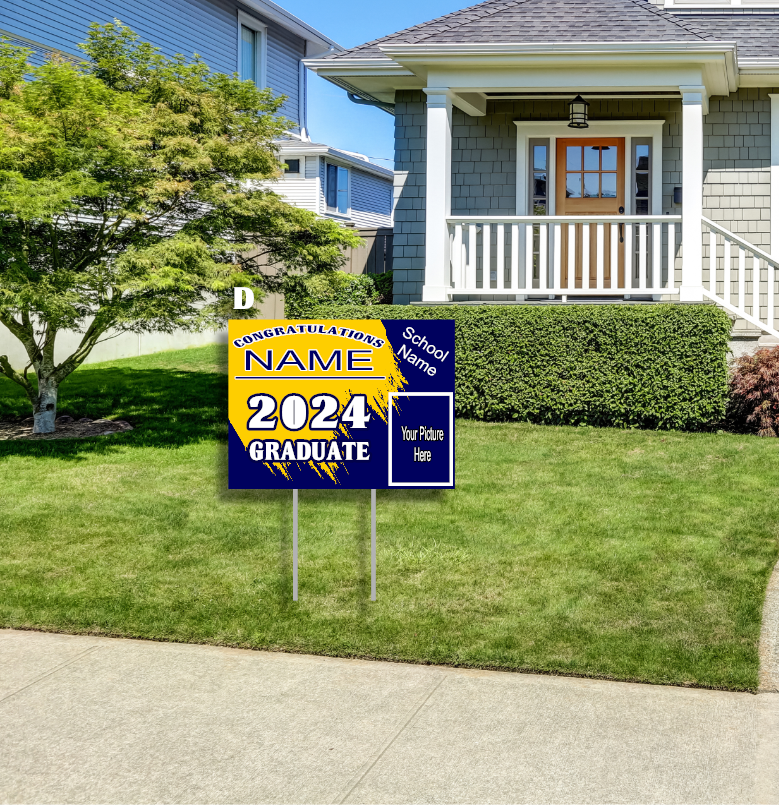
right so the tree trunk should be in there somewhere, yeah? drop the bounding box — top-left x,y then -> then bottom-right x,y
33,375 -> 59,434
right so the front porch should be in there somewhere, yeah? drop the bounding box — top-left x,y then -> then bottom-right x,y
415,87 -> 779,339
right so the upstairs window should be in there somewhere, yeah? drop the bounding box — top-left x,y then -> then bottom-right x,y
284,159 -> 301,174
238,13 -> 266,87
326,163 -> 349,215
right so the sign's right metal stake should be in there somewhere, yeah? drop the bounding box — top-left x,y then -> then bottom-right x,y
292,488 -> 298,602
371,489 -> 377,601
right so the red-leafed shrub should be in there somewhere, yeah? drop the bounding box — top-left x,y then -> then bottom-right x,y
729,346 -> 779,437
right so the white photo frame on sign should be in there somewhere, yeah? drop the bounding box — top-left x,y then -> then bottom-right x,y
387,391 -> 455,487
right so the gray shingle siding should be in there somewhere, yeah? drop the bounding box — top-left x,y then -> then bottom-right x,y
392,90 -> 427,304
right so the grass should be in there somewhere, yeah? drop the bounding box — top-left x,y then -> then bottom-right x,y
1,344 -> 778,691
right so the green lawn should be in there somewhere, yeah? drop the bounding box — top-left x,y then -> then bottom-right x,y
1,345 -> 778,691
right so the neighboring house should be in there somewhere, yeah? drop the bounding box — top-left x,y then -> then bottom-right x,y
270,141 -> 393,229
306,0 -> 779,349
0,0 -> 340,137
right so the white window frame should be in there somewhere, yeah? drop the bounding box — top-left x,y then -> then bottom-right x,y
237,11 -> 267,89
514,120 -> 664,215
324,160 -> 351,217
282,156 -> 302,175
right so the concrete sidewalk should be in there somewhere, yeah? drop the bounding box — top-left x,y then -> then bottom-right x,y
1,630 -> 778,804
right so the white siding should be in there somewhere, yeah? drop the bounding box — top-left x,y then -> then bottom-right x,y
350,169 -> 393,228
271,176 -> 319,211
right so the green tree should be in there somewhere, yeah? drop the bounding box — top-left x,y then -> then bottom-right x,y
0,24 -> 360,432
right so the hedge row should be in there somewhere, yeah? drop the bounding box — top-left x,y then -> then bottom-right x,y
302,304 -> 732,430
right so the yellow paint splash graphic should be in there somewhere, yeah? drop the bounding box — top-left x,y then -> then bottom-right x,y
228,320 -> 407,486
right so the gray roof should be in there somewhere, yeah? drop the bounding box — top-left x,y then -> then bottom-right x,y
689,15 -> 779,59
324,0 -> 717,61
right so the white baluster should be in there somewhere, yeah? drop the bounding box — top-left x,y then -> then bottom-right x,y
610,224 -> 618,290
452,224 -> 462,291
511,223 -> 519,290
708,229 -> 717,293
723,238 -> 731,303
482,223 -> 491,290
738,247 -> 746,311
582,224 -> 590,289
539,224 -> 548,291
638,223 -> 647,291
652,223 -> 661,291
496,224 -> 505,289
525,224 -> 533,291
553,223 -> 562,292
596,223 -> 604,290
668,223 -> 676,290
624,223 -> 633,290
752,255 -> 760,320
568,224 -> 576,290
467,224 -> 477,291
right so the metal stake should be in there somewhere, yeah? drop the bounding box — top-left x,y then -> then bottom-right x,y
292,488 -> 298,601
371,488 -> 377,601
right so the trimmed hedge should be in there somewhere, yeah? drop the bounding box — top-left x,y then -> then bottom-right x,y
302,304 -> 732,430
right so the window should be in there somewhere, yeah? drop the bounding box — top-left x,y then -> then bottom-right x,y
326,163 -> 349,214
632,140 -> 651,215
564,145 -> 618,199
528,139 -> 548,215
284,159 -> 301,174
238,13 -> 266,87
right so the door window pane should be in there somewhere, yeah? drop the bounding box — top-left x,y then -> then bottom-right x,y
566,174 -> 582,198
601,173 -> 617,198
533,173 -> 547,197
601,146 -> 617,171
533,145 -> 547,171
583,173 -> 599,198
635,144 -> 649,171
635,173 -> 648,198
241,26 -> 256,83
584,146 -> 600,171
566,146 -> 582,171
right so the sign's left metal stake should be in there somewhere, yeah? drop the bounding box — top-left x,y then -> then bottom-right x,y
371,489 -> 377,601
293,488 -> 298,601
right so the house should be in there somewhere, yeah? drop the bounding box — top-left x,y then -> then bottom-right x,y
271,141 -> 393,229
305,0 -> 779,350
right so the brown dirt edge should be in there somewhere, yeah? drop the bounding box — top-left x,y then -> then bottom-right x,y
1,624 -> 758,694
0,416 -> 134,441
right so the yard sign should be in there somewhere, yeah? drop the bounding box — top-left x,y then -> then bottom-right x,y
227,319 -> 455,490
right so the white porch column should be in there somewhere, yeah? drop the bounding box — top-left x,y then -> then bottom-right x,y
679,86 -> 707,301
769,93 -> 779,257
422,88 -> 453,302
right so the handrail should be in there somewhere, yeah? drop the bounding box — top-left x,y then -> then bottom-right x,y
447,215 -> 682,224
702,216 -> 779,269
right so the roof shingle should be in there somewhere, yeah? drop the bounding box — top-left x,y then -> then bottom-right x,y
324,0 -> 717,61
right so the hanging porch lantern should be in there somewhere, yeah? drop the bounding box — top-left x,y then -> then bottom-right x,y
568,94 -> 589,129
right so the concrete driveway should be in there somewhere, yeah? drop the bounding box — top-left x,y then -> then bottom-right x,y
1,629 -> 778,804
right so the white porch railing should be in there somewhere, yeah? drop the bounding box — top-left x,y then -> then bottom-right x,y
701,217 -> 779,340
447,215 -> 682,297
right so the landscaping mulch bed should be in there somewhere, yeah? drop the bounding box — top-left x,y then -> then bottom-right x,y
0,416 -> 134,441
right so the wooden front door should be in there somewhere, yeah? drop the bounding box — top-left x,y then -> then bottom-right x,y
556,138 -> 625,289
